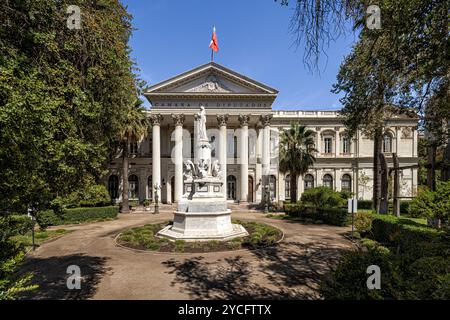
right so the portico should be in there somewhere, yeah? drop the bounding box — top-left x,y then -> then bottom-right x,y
143,62 -> 277,204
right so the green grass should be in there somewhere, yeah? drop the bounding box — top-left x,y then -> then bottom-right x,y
117,220 -> 282,252
12,229 -> 71,249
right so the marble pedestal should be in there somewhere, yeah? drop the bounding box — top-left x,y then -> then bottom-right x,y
157,178 -> 248,241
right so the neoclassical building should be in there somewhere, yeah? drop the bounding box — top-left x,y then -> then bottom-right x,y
106,62 -> 419,204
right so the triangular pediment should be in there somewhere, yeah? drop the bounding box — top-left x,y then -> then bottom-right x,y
145,62 -> 278,96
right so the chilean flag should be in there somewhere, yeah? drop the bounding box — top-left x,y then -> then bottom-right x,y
209,26 -> 219,52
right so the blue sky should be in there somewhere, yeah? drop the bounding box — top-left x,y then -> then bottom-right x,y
122,0 -> 358,110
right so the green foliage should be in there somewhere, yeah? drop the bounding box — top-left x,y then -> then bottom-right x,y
142,199 -> 152,207
323,214 -> 449,299
65,183 -> 111,208
338,190 -> 353,200
284,202 -> 350,226
0,0 -> 142,214
354,212 -> 373,234
409,181 -> 450,222
301,187 -> 345,208
37,206 -> 118,228
0,215 -> 37,300
357,200 -> 373,210
118,220 -> 282,252
279,124 -> 316,200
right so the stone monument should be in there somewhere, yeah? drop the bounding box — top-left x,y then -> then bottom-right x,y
157,106 -> 248,241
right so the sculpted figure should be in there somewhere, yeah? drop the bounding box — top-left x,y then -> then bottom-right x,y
197,106 -> 208,141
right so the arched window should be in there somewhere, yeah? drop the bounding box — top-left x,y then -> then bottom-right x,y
383,133 -> 393,153
108,175 -> 119,200
147,176 -> 152,200
129,175 -> 139,199
285,174 -> 291,200
341,174 -> 352,192
323,174 -> 333,189
304,174 -> 314,190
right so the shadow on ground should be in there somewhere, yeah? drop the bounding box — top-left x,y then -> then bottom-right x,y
19,254 -> 110,300
163,241 -> 350,300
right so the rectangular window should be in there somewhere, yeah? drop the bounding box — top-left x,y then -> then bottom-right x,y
342,137 -> 350,154
324,137 -> 332,154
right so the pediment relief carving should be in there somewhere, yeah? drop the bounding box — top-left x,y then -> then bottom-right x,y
186,75 -> 232,93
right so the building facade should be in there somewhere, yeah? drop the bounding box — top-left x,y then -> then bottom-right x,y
106,62 -> 419,204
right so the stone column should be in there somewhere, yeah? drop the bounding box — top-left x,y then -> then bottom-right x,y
260,114 -> 272,203
238,114 -> 250,202
255,126 -> 263,202
336,169 -> 341,191
316,128 -> 322,156
172,114 -> 185,203
217,114 -> 229,200
412,126 -> 418,157
396,127 -> 401,154
150,114 -> 163,200
335,128 -> 340,157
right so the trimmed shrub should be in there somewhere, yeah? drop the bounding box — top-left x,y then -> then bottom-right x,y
323,214 -> 450,299
357,200 -> 373,210
284,203 -> 350,226
301,187 -> 345,208
36,210 -> 62,230
36,206 -> 119,228
321,248 -> 403,299
62,206 -> 119,224
354,211 -> 373,234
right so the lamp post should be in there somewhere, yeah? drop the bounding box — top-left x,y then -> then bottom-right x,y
154,183 -> 160,214
27,206 -> 36,251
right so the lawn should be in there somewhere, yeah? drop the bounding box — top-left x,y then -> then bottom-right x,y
12,229 -> 71,250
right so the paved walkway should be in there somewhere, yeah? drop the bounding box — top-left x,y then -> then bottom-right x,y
20,212 -> 354,300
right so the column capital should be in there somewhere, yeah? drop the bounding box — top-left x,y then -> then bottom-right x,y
149,114 -> 163,126
216,114 -> 229,127
259,114 -> 272,127
171,114 -> 185,126
238,114 -> 250,127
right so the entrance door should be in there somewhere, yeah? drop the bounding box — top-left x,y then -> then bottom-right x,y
248,176 -> 254,202
227,175 -> 236,200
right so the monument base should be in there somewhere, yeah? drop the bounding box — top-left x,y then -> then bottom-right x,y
157,210 -> 248,241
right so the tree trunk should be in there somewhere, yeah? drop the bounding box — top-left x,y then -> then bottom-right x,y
372,127 -> 383,213
379,152 -> 389,214
290,173 -> 297,203
427,143 -> 436,191
121,139 -> 130,213
442,133 -> 450,181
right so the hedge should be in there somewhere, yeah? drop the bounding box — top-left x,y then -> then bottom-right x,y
321,214 -> 450,299
284,202 -> 350,226
37,206 -> 119,228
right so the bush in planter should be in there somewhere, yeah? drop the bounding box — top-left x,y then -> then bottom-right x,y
142,199 -> 152,207
301,187 -> 345,208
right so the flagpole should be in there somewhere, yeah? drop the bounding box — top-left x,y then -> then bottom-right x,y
211,49 -> 214,62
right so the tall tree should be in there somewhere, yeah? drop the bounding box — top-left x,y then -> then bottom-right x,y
0,0 -> 142,297
117,104 -> 149,213
279,123 -> 316,201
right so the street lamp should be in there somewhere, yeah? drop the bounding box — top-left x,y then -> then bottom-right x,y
27,206 -> 36,251
154,183 -> 161,214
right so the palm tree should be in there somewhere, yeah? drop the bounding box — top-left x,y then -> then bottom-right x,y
279,123 -> 316,202
117,103 -> 149,213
